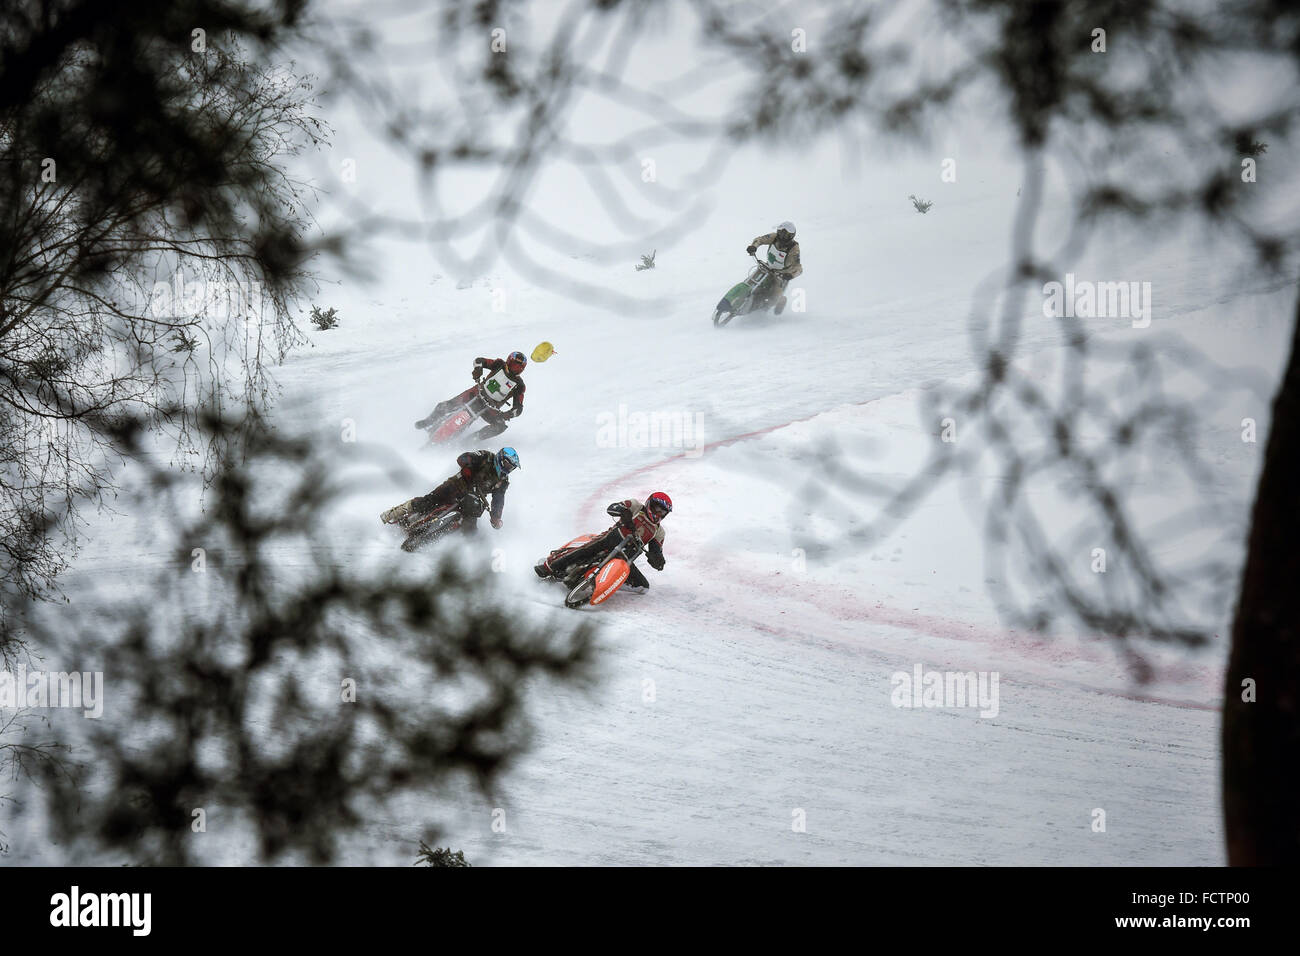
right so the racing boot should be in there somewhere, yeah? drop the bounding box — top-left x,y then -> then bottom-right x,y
625,564 -> 651,593
416,400 -> 454,430
381,498 -> 416,526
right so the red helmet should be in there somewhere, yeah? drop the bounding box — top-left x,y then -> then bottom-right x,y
506,350 -> 527,375
644,491 -> 672,523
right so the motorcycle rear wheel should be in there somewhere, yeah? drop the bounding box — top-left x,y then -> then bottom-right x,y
401,513 -> 458,552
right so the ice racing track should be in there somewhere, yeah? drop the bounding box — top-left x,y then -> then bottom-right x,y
577,401 -> 1220,715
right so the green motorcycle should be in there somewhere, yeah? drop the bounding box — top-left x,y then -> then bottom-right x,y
712,253 -> 786,327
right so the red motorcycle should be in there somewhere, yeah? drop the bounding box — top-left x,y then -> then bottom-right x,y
419,363 -> 522,445
542,533 -> 648,609
419,384 -> 493,446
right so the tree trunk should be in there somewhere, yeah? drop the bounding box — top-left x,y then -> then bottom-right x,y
1223,290 -> 1300,864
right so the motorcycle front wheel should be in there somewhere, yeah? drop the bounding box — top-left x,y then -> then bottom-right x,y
564,575 -> 597,609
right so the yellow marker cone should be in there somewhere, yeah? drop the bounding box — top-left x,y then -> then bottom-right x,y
531,342 -> 557,362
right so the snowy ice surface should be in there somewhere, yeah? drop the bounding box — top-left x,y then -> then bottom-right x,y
12,3 -> 1298,864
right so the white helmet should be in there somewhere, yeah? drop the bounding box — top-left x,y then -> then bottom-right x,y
776,220 -> 796,237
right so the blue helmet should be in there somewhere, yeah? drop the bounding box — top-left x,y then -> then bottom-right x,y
496,446 -> 520,476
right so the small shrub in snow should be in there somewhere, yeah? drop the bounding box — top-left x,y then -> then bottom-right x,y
310,305 -> 340,330
909,194 -> 934,214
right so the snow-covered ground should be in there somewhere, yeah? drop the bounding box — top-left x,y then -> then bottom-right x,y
11,6 -> 1297,865
60,172 -> 1292,865
269,125 -> 1296,862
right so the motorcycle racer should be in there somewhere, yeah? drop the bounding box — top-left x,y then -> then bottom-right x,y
745,221 -> 802,314
381,447 -> 520,533
416,351 -> 528,440
535,492 -> 671,590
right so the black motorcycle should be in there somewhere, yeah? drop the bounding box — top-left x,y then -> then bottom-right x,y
396,493 -> 488,552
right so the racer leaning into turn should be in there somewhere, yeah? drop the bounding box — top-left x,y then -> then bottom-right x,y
534,492 -> 672,591
416,351 -> 528,440
380,447 -> 520,533
745,220 -> 802,315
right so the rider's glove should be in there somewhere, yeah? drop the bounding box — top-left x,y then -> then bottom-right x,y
611,506 -> 637,536
746,245 -> 757,255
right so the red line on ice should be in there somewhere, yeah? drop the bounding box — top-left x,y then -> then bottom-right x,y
577,404 -> 1221,713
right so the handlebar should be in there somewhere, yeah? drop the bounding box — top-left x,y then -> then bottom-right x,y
613,533 -> 645,557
